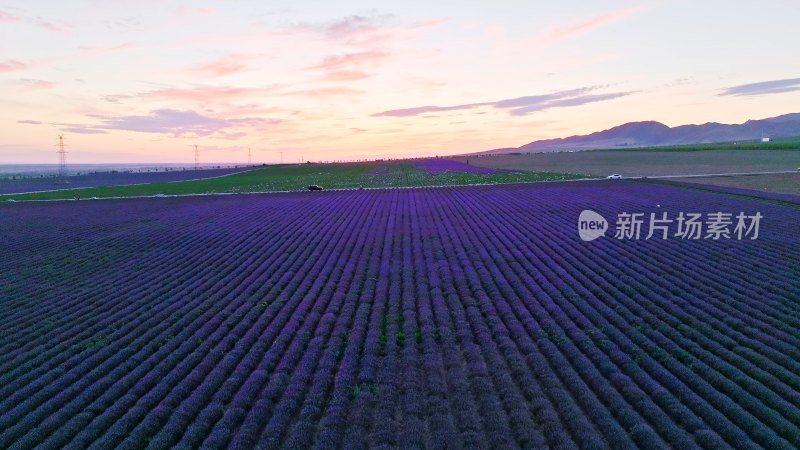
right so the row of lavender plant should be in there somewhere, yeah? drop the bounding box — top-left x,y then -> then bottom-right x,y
0,181 -> 797,448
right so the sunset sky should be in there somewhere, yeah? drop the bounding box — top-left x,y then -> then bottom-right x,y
2,0 -> 799,164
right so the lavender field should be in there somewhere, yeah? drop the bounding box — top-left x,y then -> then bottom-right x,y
1,181 -> 799,449
415,159 -> 499,174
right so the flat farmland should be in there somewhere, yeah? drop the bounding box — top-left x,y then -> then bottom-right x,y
0,161 -> 579,201
670,173 -> 800,197
453,150 -> 800,177
1,182 -> 799,449
0,166 -> 254,195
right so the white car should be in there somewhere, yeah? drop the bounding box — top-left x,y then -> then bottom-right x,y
606,174 -> 622,180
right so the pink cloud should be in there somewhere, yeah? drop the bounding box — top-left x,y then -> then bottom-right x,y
309,51 -> 389,71
180,8 -> 215,15
33,18 -> 69,33
296,14 -> 392,40
0,60 -> 27,72
0,10 -> 19,22
483,25 -> 505,38
145,86 -> 277,104
186,54 -> 250,78
18,78 -> 54,90
215,104 -> 289,118
277,87 -> 364,97
320,70 -> 371,81
0,10 -> 71,32
414,78 -> 448,89
212,131 -> 248,140
524,5 -> 644,49
416,18 -> 449,27
78,43 -> 135,55
288,13 -> 442,52
16,43 -> 133,74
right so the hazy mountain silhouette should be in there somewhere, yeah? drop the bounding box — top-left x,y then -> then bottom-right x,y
479,113 -> 800,153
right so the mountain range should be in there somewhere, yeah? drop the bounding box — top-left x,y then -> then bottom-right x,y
478,113 -> 800,154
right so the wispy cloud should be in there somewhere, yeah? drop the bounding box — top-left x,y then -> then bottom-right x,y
500,5 -> 644,52
373,87 -> 635,117
91,109 -> 282,138
18,78 -> 54,90
0,10 -> 19,22
719,77 -> 800,96
374,103 -> 488,117
416,18 -> 449,27
295,13 -> 393,40
212,131 -> 247,140
112,82 -> 358,109
320,70 -> 371,81
179,8 -> 216,16
293,13 -> 446,43
66,127 -> 108,134
104,16 -> 140,30
277,87 -> 364,97
507,92 -> 633,116
95,109 -> 227,136
31,17 -> 69,33
0,9 -> 69,32
186,54 -> 251,77
528,5 -> 643,46
213,104 -> 289,118
17,119 -> 42,125
78,43 -> 135,56
492,88 -> 592,108
294,12 -> 446,75
144,86 -> 279,104
0,44 -> 131,76
308,51 -> 389,71
0,60 -> 27,73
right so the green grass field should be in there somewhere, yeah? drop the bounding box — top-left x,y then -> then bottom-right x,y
0,161 -> 584,201
598,138 -> 800,152
482,138 -> 800,154
454,149 -> 800,177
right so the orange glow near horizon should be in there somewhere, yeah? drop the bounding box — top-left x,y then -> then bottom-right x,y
1,1 -> 799,164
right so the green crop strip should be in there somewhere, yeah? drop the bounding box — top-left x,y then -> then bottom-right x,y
0,161 -> 585,201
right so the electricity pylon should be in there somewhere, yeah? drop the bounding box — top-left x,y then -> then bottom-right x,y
56,135 -> 67,178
